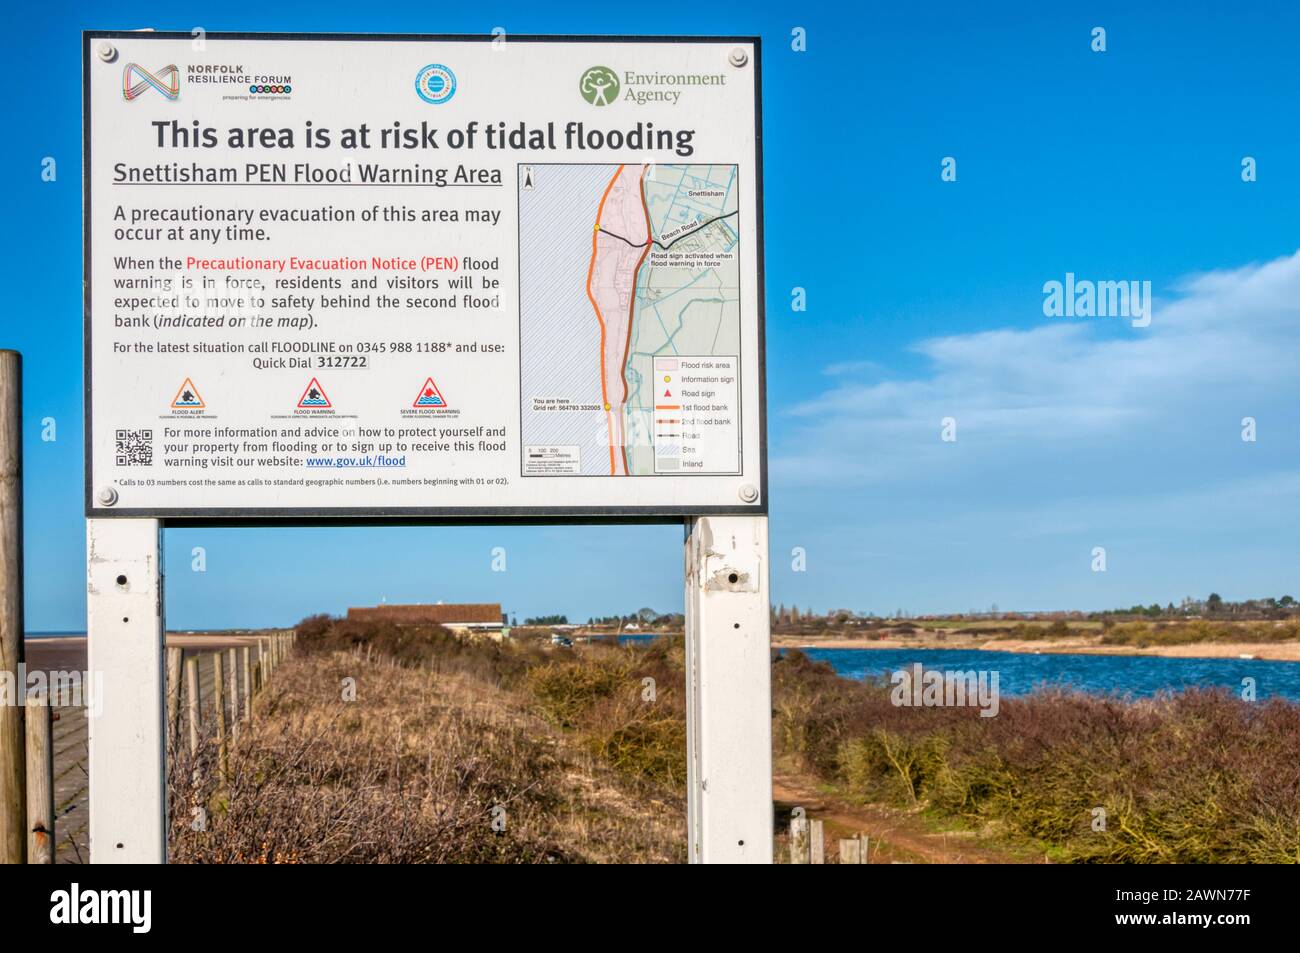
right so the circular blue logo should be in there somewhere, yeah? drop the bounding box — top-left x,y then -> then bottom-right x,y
415,64 -> 456,104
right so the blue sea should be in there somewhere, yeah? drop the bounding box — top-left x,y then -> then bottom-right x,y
800,647 -> 1300,701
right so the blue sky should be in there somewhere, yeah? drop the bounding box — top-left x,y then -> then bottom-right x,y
7,1 -> 1300,630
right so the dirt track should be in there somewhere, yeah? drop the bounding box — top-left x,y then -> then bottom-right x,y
772,773 -> 1036,864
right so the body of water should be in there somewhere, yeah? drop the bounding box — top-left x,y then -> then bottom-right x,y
800,647 -> 1300,701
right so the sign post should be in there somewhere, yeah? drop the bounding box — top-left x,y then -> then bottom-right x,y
685,515 -> 772,863
85,31 -> 768,863
86,518 -> 167,863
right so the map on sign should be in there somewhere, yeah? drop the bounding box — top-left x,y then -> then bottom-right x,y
519,163 -> 742,477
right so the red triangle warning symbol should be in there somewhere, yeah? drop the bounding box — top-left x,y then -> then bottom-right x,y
412,377 -> 447,408
171,377 -> 205,409
297,377 -> 332,409
663,389 -> 672,397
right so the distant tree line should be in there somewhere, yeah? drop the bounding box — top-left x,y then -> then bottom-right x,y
583,608 -> 684,628
1089,593 -> 1295,620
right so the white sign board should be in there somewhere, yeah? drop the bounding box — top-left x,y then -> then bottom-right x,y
84,32 -> 766,518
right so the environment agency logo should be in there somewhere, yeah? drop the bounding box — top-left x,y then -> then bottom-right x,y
579,66 -> 619,106
414,64 -> 456,104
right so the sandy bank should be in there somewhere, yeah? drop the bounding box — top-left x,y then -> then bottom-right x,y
773,634 -> 1300,662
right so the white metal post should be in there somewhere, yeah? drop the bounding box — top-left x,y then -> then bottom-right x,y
87,517 -> 167,863
684,515 -> 773,863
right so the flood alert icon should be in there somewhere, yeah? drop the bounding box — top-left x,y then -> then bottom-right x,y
412,377 -> 447,408
170,378 -> 205,409
297,378 -> 332,409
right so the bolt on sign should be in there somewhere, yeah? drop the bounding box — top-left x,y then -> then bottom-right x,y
84,33 -> 766,518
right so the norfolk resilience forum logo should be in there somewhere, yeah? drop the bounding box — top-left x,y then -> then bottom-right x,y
122,63 -> 179,101
579,66 -> 619,105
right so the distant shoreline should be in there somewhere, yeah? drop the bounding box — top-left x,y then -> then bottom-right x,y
773,634 -> 1300,662
23,631 -> 287,672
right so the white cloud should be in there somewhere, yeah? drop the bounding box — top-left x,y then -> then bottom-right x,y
774,250 -> 1300,489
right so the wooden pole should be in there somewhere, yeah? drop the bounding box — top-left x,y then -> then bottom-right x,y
165,646 -> 183,740
241,646 -> 252,721
227,648 -> 239,741
789,816 -> 809,864
0,350 -> 25,864
838,834 -> 869,864
24,689 -> 52,864
810,819 -> 825,864
212,653 -> 227,781
185,656 -> 199,756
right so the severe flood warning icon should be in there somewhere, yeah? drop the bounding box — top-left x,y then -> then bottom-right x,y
412,377 -> 447,408
297,378 -> 332,408
170,378 -> 205,409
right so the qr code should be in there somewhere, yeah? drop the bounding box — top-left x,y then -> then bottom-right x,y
115,429 -> 153,466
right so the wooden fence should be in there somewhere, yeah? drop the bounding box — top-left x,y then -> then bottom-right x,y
20,631 -> 296,863
788,815 -> 872,864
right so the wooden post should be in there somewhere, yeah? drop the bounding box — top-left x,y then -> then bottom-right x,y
241,646 -> 252,721
212,653 -> 227,781
185,656 -> 199,756
226,648 -> 239,741
839,834 -> 869,864
810,819 -> 825,864
165,646 -> 183,739
24,689 -> 52,864
789,816 -> 809,864
0,350 -> 25,864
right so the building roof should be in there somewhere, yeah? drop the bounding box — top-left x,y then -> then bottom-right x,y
347,603 -> 503,625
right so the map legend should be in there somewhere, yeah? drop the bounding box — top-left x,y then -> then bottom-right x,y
653,356 -> 740,474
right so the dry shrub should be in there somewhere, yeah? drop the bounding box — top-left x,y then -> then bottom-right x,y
1102,618 -> 1300,646
525,638 -> 689,790
771,648 -> 1300,863
295,614 -> 547,684
168,634 -> 686,863
526,657 -> 630,728
169,654 -> 567,863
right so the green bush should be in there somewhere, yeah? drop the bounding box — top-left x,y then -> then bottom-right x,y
525,659 -> 631,728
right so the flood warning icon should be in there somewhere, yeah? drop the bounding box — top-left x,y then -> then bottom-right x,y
297,378 -> 332,408
412,377 -> 447,408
